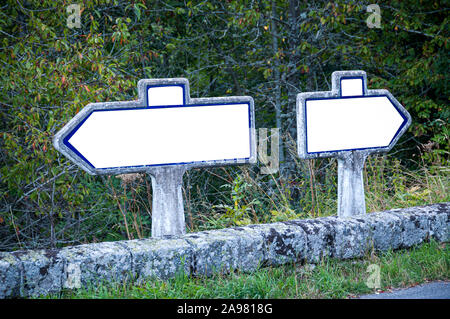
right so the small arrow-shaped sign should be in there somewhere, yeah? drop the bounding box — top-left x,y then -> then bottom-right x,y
297,71 -> 411,157
54,78 -> 256,237
296,70 -> 411,217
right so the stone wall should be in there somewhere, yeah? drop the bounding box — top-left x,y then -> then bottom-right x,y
1,202 -> 448,298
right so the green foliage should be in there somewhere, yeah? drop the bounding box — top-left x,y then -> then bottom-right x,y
0,0 -> 448,250
212,174 -> 260,227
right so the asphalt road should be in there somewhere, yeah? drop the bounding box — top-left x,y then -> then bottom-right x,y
359,281 -> 450,299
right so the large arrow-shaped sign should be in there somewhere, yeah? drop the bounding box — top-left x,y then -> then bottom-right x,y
54,78 -> 256,237
297,70 -> 411,217
54,78 -> 256,175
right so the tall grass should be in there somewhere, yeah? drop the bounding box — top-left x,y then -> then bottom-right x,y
106,151 -> 449,239
184,153 -> 448,232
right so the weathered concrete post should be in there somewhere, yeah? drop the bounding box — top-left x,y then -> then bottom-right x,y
148,166 -> 187,237
296,70 -> 411,217
337,152 -> 367,217
53,78 -> 257,238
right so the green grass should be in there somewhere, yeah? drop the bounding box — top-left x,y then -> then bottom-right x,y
44,240 -> 449,299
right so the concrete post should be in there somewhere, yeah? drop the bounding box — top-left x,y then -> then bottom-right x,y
337,151 -> 367,217
148,166 -> 187,237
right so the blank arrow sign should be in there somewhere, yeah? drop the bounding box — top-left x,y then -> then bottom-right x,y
66,103 -> 251,169
54,78 -> 257,237
54,78 -> 256,175
297,74 -> 411,159
296,71 -> 412,218
306,95 -> 406,153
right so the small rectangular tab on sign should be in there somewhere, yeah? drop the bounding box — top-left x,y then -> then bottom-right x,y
340,78 -> 364,97
148,85 -> 184,106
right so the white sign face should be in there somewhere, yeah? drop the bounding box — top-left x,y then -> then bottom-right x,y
340,77 -> 364,97
297,72 -> 411,158
67,103 -> 251,169
53,78 -> 256,175
305,96 -> 405,153
147,85 -> 184,106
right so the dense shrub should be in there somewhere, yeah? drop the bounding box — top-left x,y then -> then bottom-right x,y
1,0 -> 448,250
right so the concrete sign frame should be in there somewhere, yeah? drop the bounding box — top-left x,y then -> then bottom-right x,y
54,78 -> 256,237
296,70 -> 412,217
